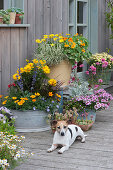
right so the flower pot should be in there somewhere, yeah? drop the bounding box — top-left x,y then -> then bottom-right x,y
96,69 -> 112,85
75,121 -> 94,131
9,12 -> 16,24
48,60 -> 72,86
0,16 -> 3,24
12,110 -> 50,132
15,14 -> 23,24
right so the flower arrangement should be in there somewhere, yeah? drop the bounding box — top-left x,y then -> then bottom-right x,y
86,52 -> 113,85
1,59 -> 61,112
0,132 -> 33,170
64,89 -> 113,112
0,107 -> 16,134
35,33 -> 91,66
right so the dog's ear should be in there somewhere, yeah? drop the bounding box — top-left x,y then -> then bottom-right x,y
66,119 -> 71,125
50,120 -> 57,126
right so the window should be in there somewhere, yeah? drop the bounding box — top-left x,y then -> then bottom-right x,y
4,0 -> 24,11
0,0 -> 4,9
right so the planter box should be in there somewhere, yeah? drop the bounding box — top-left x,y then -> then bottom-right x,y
12,110 -> 50,132
78,109 -> 96,122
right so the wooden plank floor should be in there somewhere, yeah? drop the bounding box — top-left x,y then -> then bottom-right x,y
14,87 -> 113,170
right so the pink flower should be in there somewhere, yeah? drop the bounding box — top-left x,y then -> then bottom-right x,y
96,62 -> 100,65
98,79 -> 103,83
94,85 -> 99,89
92,72 -> 96,75
85,71 -> 89,75
72,65 -> 77,70
90,65 -> 96,71
111,58 -> 113,61
72,77 -> 75,81
101,58 -> 105,62
102,61 -> 108,68
79,64 -> 84,68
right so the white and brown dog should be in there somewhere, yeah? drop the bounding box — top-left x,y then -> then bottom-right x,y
47,120 -> 86,154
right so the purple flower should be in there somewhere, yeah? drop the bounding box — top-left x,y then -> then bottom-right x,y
47,108 -> 50,112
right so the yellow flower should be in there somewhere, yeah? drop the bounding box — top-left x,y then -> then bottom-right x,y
12,97 -> 17,100
32,99 -> 36,102
39,60 -> 46,65
13,73 -> 21,80
43,35 -> 48,39
2,100 -> 7,105
59,39 -> 64,43
20,97 -> 28,100
71,44 -> 75,48
4,96 -> 9,99
66,33 -> 70,36
55,34 -> 59,37
48,79 -> 57,86
0,95 -> 3,98
49,34 -> 54,38
30,95 -> 36,98
43,65 -> 50,74
26,59 -> 29,63
36,39 -> 41,43
53,38 -> 57,41
50,43 -> 55,47
24,65 -> 32,73
32,59 -> 38,64
59,36 -> 63,39
17,68 -> 24,74
35,92 -> 40,96
41,39 -> 46,42
17,100 -> 25,106
14,100 -> 19,103
48,92 -> 53,97
56,93 -> 61,98
74,33 -> 78,36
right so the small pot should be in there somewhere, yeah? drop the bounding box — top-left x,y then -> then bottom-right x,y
75,121 -> 94,131
9,12 -> 16,24
0,16 -> 3,24
15,14 -> 23,24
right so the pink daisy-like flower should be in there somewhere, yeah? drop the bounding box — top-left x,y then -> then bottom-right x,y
98,79 -> 103,83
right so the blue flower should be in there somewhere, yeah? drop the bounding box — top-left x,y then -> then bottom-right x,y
56,105 -> 59,108
47,108 -> 50,112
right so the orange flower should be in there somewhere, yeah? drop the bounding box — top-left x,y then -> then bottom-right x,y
82,49 -> 85,53
64,44 -> 69,48
74,33 -> 78,36
48,92 -> 53,97
2,100 -> 7,105
0,95 -> 3,98
71,44 -> 75,48
35,92 -> 40,96
63,37 -> 68,41
30,95 -> 36,98
68,38 -> 73,42
32,99 -> 36,102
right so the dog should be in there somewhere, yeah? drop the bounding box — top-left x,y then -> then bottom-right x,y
47,120 -> 86,154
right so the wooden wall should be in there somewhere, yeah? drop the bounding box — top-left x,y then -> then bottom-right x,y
0,27 -> 28,95
24,0 -> 68,60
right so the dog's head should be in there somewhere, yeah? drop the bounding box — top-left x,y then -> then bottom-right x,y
52,120 -> 68,136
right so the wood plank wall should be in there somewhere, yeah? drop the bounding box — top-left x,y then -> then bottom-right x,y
0,27 -> 28,96
24,0 -> 68,59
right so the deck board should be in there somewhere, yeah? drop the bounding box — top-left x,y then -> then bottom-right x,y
14,87 -> 113,170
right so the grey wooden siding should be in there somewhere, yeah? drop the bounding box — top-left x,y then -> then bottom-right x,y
24,0 -> 68,59
0,27 -> 28,95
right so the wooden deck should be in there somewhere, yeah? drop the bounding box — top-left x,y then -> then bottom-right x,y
14,87 -> 113,170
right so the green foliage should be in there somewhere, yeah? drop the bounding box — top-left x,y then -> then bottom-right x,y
105,0 -> 113,39
0,10 -> 10,24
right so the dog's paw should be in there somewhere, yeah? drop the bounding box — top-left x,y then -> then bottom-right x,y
58,149 -> 63,154
81,138 -> 85,143
47,148 -> 53,153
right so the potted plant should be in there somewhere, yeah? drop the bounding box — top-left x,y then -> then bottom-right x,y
0,11 -> 3,24
0,10 -> 10,24
6,8 -> 16,24
87,52 -> 113,85
35,33 -> 91,86
0,59 -> 62,132
14,8 -> 24,24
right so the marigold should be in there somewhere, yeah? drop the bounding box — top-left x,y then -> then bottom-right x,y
4,96 -> 9,99
82,49 -> 85,53
36,39 -> 41,43
43,65 -> 50,74
56,94 -> 61,98
30,95 -> 36,98
64,44 -> 69,48
35,92 -> 40,96
48,92 -> 53,97
32,59 -> 38,64
2,100 -> 7,105
14,100 -> 19,103
12,97 -> 17,100
48,79 -> 57,86
13,73 -> 21,80
32,99 -> 36,102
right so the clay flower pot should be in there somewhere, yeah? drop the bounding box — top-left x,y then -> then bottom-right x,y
15,14 -> 23,24
0,16 -> 3,24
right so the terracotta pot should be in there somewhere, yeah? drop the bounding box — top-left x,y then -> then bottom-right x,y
48,60 -> 72,86
75,122 -> 94,131
0,17 -> 3,24
15,14 -> 23,24
9,12 -> 16,24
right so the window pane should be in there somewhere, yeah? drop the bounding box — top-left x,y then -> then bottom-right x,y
69,0 -> 74,24
77,1 -> 83,24
77,26 -> 83,35
0,0 -> 3,9
9,0 -> 24,10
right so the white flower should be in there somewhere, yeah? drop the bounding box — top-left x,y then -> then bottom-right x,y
21,136 -> 25,139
